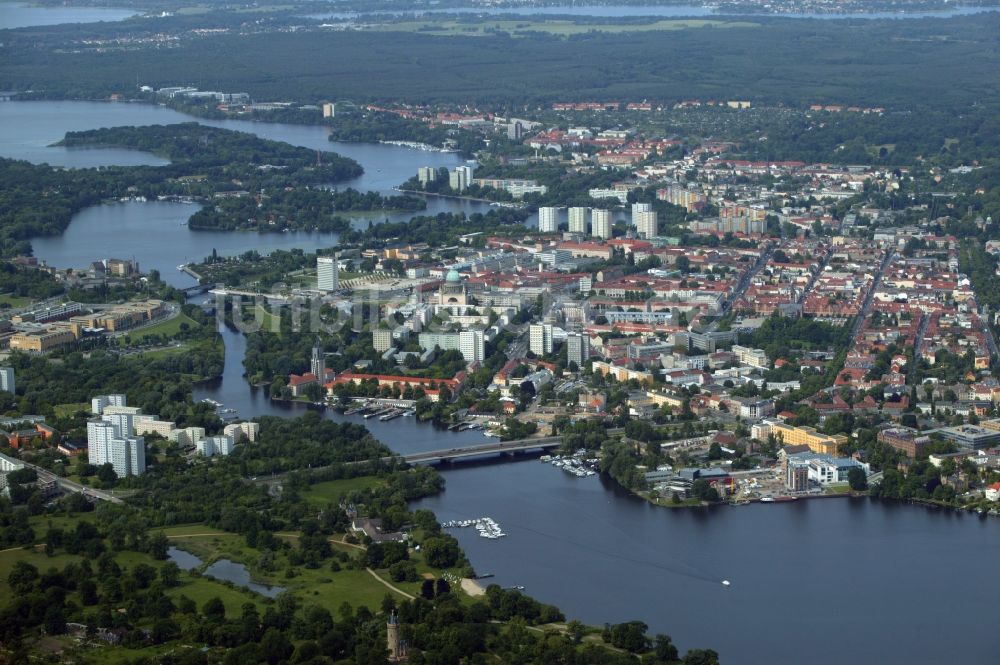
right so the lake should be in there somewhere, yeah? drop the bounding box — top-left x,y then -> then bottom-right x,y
0,1 -> 137,30
415,460 -> 1000,664
167,546 -> 286,598
5,98 -> 1000,665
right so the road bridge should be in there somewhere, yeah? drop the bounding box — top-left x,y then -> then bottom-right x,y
401,436 -> 563,464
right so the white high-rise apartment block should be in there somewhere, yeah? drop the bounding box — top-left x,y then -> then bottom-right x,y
450,165 -> 473,192
224,421 -> 260,443
417,166 -> 438,185
591,209 -> 612,240
88,419 -> 145,477
568,207 -> 589,234
634,210 -> 658,238
197,435 -> 235,457
317,255 -> 339,292
538,207 -> 560,233
632,202 -> 653,215
566,333 -> 591,367
529,323 -> 554,356
458,330 -> 486,364
91,394 -> 126,415
0,367 -> 14,394
373,329 -> 394,352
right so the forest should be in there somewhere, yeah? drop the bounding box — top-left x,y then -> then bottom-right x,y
1,14 -> 998,109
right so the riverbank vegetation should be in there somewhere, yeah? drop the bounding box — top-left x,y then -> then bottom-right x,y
0,124 -> 425,255
0,407 -> 724,663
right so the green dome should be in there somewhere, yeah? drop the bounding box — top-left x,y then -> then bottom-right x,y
445,268 -> 461,283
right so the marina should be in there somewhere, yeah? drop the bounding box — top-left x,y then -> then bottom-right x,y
443,517 -> 506,540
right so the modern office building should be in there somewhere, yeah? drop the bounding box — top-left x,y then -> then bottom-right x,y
0,367 -> 14,394
566,333 -> 591,367
634,210 -> 658,238
529,323 -> 554,355
591,209 -> 612,240
538,206 -> 560,233
317,255 -> 339,292
568,207 -> 590,234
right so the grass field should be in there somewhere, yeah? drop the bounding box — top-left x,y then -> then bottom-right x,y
127,313 -> 200,343
301,476 -> 386,506
54,402 -> 90,418
369,18 -> 757,37
0,293 -> 30,307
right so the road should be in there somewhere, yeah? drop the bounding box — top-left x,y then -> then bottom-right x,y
706,240 -> 778,332
24,461 -> 124,504
849,250 -> 896,342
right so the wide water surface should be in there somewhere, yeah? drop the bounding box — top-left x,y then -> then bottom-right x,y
6,99 -> 1000,665
0,1 -> 137,29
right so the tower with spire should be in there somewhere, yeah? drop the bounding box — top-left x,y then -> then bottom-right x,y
387,611 -> 407,662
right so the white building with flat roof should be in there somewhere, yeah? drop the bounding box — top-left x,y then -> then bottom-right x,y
0,367 -> 14,394
591,209 -> 612,240
538,207 -> 560,233
317,255 -> 339,292
568,207 -> 589,234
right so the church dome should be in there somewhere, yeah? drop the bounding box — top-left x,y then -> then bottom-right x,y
445,268 -> 461,283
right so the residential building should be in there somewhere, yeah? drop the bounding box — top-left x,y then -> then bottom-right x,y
786,462 -> 809,491
0,367 -> 14,394
91,394 -> 127,415
592,209 -> 612,240
878,428 -> 929,458
197,435 -> 235,457
634,210 -> 658,239
169,427 -> 206,446
373,329 -> 394,352
538,207 -> 560,233
224,421 -> 260,443
449,165 -> 473,192
754,420 -> 847,456
417,166 -> 438,185
317,255 -> 339,292
529,323 -> 554,355
568,207 -> 589,234
459,330 -> 486,364
87,419 -> 145,478
133,415 -> 176,438
732,345 -> 770,369
322,103 -> 335,118
566,333 -> 590,367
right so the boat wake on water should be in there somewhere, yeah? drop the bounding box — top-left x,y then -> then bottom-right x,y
504,520 -> 723,585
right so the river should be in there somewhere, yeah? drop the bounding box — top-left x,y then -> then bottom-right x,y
3,99 -> 1000,665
